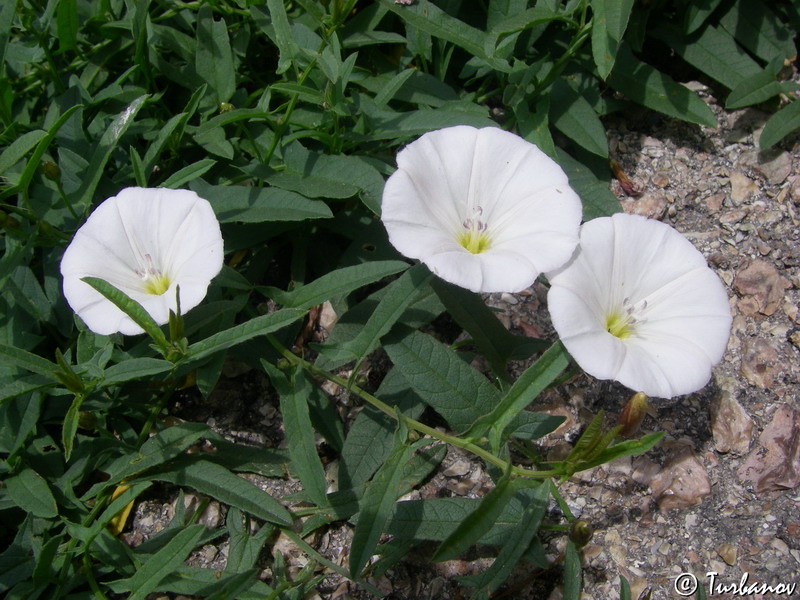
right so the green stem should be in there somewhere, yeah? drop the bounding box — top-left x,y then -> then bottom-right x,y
267,335 -> 561,480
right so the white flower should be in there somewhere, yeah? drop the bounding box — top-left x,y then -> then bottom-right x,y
547,213 -> 732,399
380,125 -> 582,293
61,187 -> 224,336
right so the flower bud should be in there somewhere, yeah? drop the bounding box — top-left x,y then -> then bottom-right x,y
569,519 -> 594,548
219,102 -> 234,113
78,411 -> 98,430
618,392 -> 651,437
42,160 -> 60,180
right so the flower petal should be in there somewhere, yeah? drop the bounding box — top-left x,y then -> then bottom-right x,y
60,187 -> 224,335
547,213 -> 732,399
382,125 -> 581,293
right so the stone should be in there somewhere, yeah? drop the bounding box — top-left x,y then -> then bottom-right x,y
710,380 -> 753,454
718,543 -> 738,566
740,337 -> 779,389
741,148 -> 793,185
705,193 -> 725,212
650,444 -> 712,510
622,192 -> 667,219
738,404 -> 800,492
729,171 -> 758,204
734,259 -> 791,316
443,458 -> 471,477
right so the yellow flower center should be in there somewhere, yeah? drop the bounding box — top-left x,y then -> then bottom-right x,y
458,205 -> 491,254
458,230 -> 491,254
605,311 -> 633,339
143,273 -> 171,296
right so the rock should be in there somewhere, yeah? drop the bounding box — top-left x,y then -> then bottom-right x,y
718,543 -> 738,566
710,382 -> 753,454
737,404 -> 800,492
741,148 -> 793,185
622,192 -> 667,219
705,193 -> 725,212
443,458 -> 471,477
650,444 -> 712,510
729,171 -> 758,204
740,337 -> 779,389
734,259 -> 791,316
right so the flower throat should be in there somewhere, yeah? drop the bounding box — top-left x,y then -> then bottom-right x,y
458,206 -> 491,254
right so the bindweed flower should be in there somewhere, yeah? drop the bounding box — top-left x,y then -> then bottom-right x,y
381,125 -> 582,293
547,213 -> 731,399
61,187 -> 224,336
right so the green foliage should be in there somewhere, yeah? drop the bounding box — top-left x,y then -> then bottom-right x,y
0,0 -> 783,597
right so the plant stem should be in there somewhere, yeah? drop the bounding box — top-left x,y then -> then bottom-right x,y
267,335 -> 562,480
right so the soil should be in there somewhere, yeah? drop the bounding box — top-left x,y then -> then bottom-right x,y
125,82 -> 800,600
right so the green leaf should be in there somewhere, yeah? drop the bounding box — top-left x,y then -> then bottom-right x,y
0,130 -> 46,176
432,473 -> 517,562
190,181 -> 333,223
458,483 -> 549,595
160,159 -> 217,188
4,104 -> 81,201
62,393 -> 84,461
550,78 -> 608,158
195,4 -> 235,105
262,146 -> 386,214
683,0 -> 724,35
653,24 -> 761,91
383,327 -> 500,433
259,0 -> 300,74
117,524 -> 207,600
103,422 -> 209,485
556,149 -> 620,220
349,419 -> 413,578
225,508 -> 274,573
468,343 -> 569,451
80,277 -> 170,353
70,95 -> 149,212
719,0 -> 796,63
5,468 -> 58,518
726,67 -> 784,110
620,574 -> 631,600
574,432 -> 664,471
607,43 -> 717,128
590,0 -> 635,80
339,369 -> 425,491
185,307 -> 305,363
0,343 -> 59,379
101,358 -> 174,387
263,363 -> 330,508
56,0 -> 78,53
261,261 -> 409,310
368,106 -> 496,140
381,0 -> 510,73
430,278 -> 537,376
759,100 -> 800,150
562,540 -> 583,600
144,459 -> 293,526
317,263 -> 432,366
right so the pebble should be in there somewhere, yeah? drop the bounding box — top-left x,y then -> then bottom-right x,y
738,404 -> 800,492
649,444 -> 712,510
710,379 -> 754,454
729,171 -> 759,204
442,459 -> 471,477
741,148 -> 793,185
621,192 -> 667,218
740,337 -> 779,389
734,259 -> 791,316
718,543 -> 738,565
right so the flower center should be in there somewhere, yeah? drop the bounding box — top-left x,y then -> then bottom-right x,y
605,311 -> 633,339
135,254 -> 171,296
458,206 -> 491,254
606,297 -> 647,340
